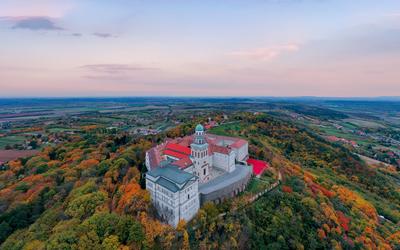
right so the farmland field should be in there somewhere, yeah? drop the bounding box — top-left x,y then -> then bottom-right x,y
0,150 -> 39,162
343,118 -> 386,128
0,136 -> 26,149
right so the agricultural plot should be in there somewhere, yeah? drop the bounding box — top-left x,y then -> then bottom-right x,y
0,136 -> 26,149
343,118 -> 386,128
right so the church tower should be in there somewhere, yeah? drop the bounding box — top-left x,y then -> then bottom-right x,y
190,124 -> 210,183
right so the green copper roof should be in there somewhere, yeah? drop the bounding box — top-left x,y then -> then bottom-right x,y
147,165 -> 197,193
147,165 -> 195,185
156,177 -> 179,192
195,124 -> 204,132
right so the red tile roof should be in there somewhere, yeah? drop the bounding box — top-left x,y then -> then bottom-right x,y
147,147 -> 162,170
166,143 -> 191,155
247,158 -> 268,176
172,156 -> 193,169
210,144 -> 232,155
326,136 -> 340,142
164,149 -> 188,159
231,139 -> 247,149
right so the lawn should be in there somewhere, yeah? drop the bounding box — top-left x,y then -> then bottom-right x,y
208,122 -> 243,136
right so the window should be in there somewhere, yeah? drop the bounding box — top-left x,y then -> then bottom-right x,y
187,194 -> 190,200
203,168 -> 206,175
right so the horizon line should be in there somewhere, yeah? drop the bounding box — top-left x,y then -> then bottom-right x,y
0,95 -> 400,100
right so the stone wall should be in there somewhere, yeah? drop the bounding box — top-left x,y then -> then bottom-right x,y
199,166 -> 252,205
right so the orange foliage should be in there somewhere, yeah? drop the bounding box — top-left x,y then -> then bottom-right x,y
65,148 -> 84,162
77,159 -> 99,170
10,127 -> 42,134
0,170 -> 15,182
317,228 -> 326,239
8,160 -> 23,173
333,186 -> 378,222
89,151 -> 103,161
0,188 -> 12,198
387,231 -> 400,245
82,125 -> 98,131
25,183 -> 48,202
285,163 -> 302,176
47,160 -> 61,168
304,171 -> 316,181
115,180 -> 150,213
322,223 -> 330,233
282,185 -> 293,193
122,167 -> 140,184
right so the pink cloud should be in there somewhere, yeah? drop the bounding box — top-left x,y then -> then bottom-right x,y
228,43 -> 299,61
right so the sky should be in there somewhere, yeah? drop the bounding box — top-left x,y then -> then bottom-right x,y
1,0 -> 400,97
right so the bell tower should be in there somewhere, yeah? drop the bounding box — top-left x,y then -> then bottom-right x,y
190,124 -> 210,183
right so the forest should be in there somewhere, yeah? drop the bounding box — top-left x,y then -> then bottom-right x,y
0,112 -> 399,249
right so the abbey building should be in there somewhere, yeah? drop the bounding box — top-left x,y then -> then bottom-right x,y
145,124 -> 251,226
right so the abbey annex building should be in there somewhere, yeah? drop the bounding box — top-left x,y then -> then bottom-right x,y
145,124 -> 252,226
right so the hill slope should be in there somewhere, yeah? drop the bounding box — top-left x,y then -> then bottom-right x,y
0,113 -> 399,249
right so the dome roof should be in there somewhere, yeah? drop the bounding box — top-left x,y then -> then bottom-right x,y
195,124 -> 204,132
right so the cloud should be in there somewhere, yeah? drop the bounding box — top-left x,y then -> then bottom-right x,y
71,33 -> 82,37
229,43 -> 299,61
10,16 -> 63,30
81,64 -> 156,74
92,32 -> 114,38
80,64 -> 158,80
384,13 -> 400,18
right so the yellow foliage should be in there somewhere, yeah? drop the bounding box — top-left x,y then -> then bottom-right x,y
333,186 -> 378,223
182,230 -> 190,250
177,219 -> 187,232
139,212 -> 171,248
321,203 -> 339,226
23,240 -> 45,250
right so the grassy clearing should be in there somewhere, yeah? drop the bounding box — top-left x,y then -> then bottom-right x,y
245,178 -> 269,194
208,122 -> 242,136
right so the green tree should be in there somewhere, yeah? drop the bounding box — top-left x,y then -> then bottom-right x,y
102,235 -> 120,250
65,191 -> 107,219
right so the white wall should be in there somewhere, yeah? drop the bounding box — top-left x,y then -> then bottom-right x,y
212,151 -> 235,172
234,143 -> 248,161
178,181 -> 199,224
145,152 -> 151,170
146,177 -> 199,227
